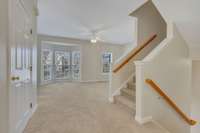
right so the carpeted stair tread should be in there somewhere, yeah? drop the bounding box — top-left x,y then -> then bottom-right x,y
114,95 -> 136,111
121,87 -> 135,100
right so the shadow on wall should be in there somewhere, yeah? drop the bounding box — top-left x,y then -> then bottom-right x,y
130,0 -> 167,60
191,61 -> 200,133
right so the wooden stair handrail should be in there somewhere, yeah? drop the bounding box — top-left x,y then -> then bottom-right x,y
113,34 -> 157,73
145,79 -> 197,126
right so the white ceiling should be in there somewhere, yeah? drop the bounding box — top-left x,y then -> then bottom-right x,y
37,0 -> 146,45
153,0 -> 200,46
38,0 -> 200,46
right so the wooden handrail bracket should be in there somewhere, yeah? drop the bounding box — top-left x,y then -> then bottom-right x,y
113,34 -> 157,73
145,79 -> 197,126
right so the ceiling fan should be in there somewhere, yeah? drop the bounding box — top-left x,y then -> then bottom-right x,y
89,30 -> 104,44
78,22 -> 114,44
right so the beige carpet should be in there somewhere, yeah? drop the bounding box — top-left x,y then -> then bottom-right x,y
24,82 -> 165,133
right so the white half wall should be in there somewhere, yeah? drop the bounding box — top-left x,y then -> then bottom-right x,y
136,23 -> 191,133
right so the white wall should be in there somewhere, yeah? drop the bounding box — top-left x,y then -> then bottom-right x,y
191,61 -> 200,133
152,0 -> 200,48
189,45 -> 200,60
38,35 -> 125,83
131,0 -> 167,52
0,0 -> 9,132
81,43 -> 123,81
136,24 -> 191,133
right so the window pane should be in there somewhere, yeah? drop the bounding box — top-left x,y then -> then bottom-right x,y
42,49 -> 53,81
55,51 -> 70,79
72,51 -> 80,80
41,46 -> 81,83
102,53 -> 112,73
16,47 -> 23,69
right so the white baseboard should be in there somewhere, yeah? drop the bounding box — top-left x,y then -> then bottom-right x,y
16,104 -> 38,133
135,116 -> 170,133
80,80 -> 108,83
39,80 -> 108,87
16,111 -> 30,133
31,104 -> 38,115
108,85 -> 121,103
135,116 -> 153,124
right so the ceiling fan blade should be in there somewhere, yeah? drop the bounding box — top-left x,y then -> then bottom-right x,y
96,36 -> 107,43
73,17 -> 93,34
93,24 -> 116,34
78,32 -> 92,36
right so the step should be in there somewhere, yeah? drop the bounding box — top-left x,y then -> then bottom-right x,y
127,82 -> 135,90
114,95 -> 136,111
121,87 -> 136,100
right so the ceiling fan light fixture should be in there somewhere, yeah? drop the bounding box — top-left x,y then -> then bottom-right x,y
91,39 -> 97,43
90,36 -> 97,43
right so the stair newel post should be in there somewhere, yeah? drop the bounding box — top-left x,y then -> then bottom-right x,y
108,62 -> 114,102
134,61 -> 146,124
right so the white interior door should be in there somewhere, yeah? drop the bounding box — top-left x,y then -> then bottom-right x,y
9,1 -> 33,133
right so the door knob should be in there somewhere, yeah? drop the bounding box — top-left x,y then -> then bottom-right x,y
11,77 -> 16,81
11,76 -> 20,81
15,77 -> 20,80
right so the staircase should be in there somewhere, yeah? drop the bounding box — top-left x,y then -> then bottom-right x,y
111,34 -> 157,112
114,76 -> 136,111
